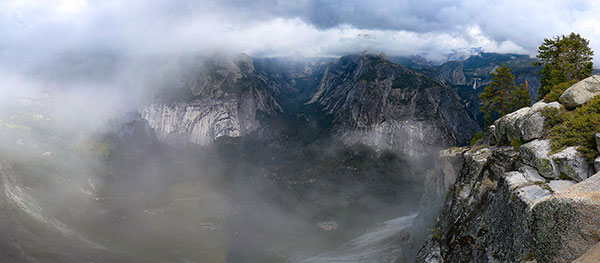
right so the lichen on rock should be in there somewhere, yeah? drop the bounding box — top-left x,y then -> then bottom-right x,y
519,139 -> 559,179
493,101 -> 561,145
417,145 -> 600,263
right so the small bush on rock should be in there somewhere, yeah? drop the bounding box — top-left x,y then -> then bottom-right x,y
542,80 -> 578,103
510,138 -> 524,150
470,132 -> 483,146
547,95 -> 600,162
541,107 -> 566,131
481,177 -> 498,192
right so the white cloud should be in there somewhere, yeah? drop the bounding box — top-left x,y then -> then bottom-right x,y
0,0 -> 599,66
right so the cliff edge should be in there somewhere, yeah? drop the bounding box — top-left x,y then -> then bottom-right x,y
416,75 -> 600,263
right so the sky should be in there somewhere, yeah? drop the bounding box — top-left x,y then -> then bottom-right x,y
1,0 -> 600,65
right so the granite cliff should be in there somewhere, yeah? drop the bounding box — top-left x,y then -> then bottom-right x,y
307,54 -> 480,155
416,75 -> 600,263
142,53 -> 283,145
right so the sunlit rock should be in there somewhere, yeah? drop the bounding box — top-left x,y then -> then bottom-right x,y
559,75 -> 600,109
548,180 -> 575,193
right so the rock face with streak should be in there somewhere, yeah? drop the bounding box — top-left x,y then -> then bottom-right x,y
144,98 -> 264,145
307,54 -> 480,155
142,53 -> 283,145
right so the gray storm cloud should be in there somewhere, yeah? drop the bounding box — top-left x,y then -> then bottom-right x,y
1,0 -> 599,65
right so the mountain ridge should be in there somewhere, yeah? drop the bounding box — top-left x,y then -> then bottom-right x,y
307,54 -> 480,155
142,53 -> 482,156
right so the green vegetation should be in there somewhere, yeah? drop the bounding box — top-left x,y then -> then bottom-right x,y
541,107 -> 565,130
392,71 -> 430,90
392,73 -> 409,88
392,80 -> 407,89
535,32 -> 594,100
530,32 -> 596,159
545,95 -> 600,162
469,143 -> 490,153
542,80 -> 578,102
506,83 -> 531,113
431,227 -> 442,241
470,131 -> 483,146
540,183 -> 552,192
481,177 -> 498,192
479,65 -> 530,125
510,137 -> 524,150
559,172 -> 572,180
523,252 -> 534,261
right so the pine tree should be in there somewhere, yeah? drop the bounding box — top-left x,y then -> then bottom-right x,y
506,83 -> 531,114
535,32 -> 594,100
480,65 -> 530,126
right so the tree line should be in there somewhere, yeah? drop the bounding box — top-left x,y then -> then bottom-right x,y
480,32 -> 594,126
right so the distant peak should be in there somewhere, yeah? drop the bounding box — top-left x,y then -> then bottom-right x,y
338,53 -> 390,66
359,52 -> 388,61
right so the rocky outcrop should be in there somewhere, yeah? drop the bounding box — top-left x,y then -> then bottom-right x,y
548,180 -> 575,193
481,125 -> 496,145
417,146 -> 535,263
494,107 -> 530,144
143,54 -> 282,145
307,54 -> 480,155
532,173 -> 600,262
559,75 -> 600,109
416,142 -> 600,262
518,139 -> 593,182
519,139 -> 559,179
417,115 -> 598,263
573,242 -> 600,263
552,147 -> 594,182
415,79 -> 600,261
493,101 -> 561,144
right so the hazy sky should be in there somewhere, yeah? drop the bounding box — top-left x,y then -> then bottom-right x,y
2,0 -> 600,64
